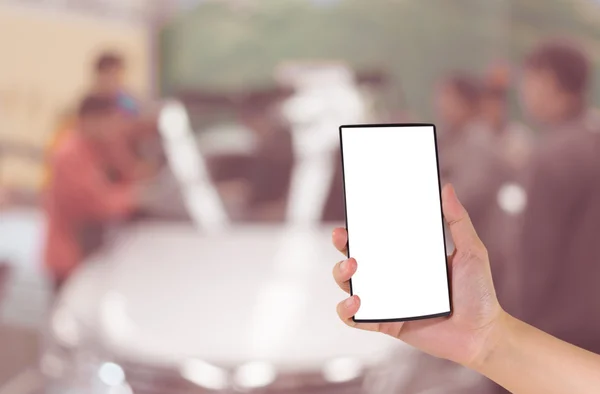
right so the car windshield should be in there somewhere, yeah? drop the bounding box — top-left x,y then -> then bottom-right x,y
151,66 -> 370,230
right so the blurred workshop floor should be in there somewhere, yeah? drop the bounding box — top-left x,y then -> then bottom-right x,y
0,324 -> 40,386
0,208 -> 48,391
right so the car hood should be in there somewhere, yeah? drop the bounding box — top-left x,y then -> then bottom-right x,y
59,223 -> 401,370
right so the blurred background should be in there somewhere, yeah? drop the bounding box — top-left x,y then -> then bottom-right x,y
1,0 -> 600,393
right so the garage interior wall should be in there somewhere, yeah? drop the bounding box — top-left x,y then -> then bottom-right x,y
0,4 -> 151,190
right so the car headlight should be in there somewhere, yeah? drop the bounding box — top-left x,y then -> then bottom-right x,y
234,361 -> 277,389
322,357 -> 363,383
42,305 -> 133,394
179,358 -> 229,390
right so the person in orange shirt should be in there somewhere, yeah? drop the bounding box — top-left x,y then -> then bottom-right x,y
44,95 -> 142,291
43,111 -> 77,188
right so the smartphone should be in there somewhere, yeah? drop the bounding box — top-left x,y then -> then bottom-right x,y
339,124 -> 451,323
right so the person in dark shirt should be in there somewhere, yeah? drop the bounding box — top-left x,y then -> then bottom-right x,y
435,74 -> 512,250
480,64 -> 534,171
398,75 -> 512,394
510,38 -> 600,361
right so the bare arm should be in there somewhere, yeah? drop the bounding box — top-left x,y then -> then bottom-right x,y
475,312 -> 600,394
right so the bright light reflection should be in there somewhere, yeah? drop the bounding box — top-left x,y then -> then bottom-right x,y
51,306 -> 80,347
158,101 -> 189,140
180,359 -> 228,390
158,98 -> 230,232
100,291 -> 136,342
497,183 -> 527,215
235,361 -> 276,388
322,357 -> 363,383
98,362 -> 126,387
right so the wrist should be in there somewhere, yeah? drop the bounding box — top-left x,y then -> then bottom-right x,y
466,309 -> 514,372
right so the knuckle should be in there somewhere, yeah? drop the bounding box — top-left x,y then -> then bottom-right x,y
460,243 -> 488,262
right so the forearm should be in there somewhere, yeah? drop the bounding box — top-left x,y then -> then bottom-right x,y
472,312 -> 600,394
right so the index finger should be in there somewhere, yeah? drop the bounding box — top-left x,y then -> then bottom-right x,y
332,228 -> 348,256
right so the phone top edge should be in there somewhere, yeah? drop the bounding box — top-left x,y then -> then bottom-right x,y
340,123 -> 436,130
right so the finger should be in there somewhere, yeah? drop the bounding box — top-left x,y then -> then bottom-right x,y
336,296 -> 379,331
333,258 -> 357,293
332,228 -> 348,256
441,184 -> 483,253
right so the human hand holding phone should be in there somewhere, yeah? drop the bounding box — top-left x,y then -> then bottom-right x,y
333,184 -> 503,368
332,184 -> 600,394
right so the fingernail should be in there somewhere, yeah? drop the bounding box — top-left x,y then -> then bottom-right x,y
344,296 -> 355,308
340,259 -> 348,271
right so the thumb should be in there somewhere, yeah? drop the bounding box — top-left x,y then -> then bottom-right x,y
441,184 -> 483,253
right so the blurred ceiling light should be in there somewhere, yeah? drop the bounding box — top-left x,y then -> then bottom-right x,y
322,357 -> 363,383
234,361 -> 276,388
98,362 -> 126,387
497,183 -> 527,215
180,358 -> 228,390
51,306 -> 80,347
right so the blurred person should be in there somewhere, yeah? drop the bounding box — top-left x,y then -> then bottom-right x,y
44,50 -> 139,176
506,39 -> 600,375
435,74 -> 512,248
43,111 -> 77,189
435,73 -> 483,141
92,51 -> 139,115
44,95 -> 143,292
393,75 -> 513,394
480,64 -> 534,170
330,184 -> 600,394
92,51 -> 162,180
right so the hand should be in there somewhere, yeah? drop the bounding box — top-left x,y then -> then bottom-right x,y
332,184 -> 505,368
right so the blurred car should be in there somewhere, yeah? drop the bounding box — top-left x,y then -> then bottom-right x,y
40,95 -> 406,394
42,223 -> 403,394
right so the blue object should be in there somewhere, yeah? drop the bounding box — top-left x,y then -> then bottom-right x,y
117,92 -> 139,116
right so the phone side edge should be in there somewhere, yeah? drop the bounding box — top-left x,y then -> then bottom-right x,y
432,124 -> 453,317
338,125 -> 357,323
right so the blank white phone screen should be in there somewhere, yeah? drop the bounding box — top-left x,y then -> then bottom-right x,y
340,124 -> 450,322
